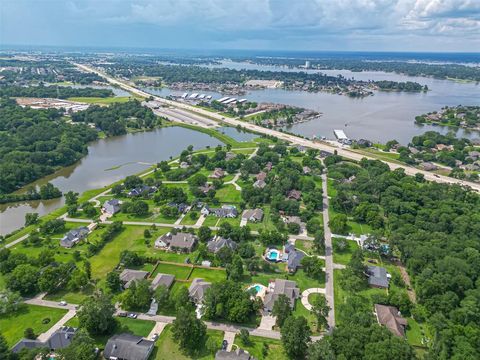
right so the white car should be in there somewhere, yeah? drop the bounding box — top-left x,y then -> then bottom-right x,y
59,301 -> 67,306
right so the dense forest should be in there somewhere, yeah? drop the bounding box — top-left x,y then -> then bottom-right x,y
71,100 -> 160,136
0,84 -> 113,99
0,98 -> 98,194
326,157 -> 480,359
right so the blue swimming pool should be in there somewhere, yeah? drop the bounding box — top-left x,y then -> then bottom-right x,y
266,249 -> 280,261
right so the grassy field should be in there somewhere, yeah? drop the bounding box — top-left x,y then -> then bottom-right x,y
0,305 -> 68,347
215,185 -> 242,203
152,263 -> 193,280
153,325 -> 223,360
234,335 -> 288,360
189,267 -> 227,283
68,96 -> 134,104
332,238 -> 359,265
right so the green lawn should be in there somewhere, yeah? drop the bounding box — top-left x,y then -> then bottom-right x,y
189,267 -> 227,283
153,325 -> 224,360
234,335 -> 288,360
0,305 -> 68,347
332,238 -> 359,265
215,185 -> 242,203
68,96 -> 134,104
152,262 -> 193,280
89,225 -> 149,279
45,285 -> 94,304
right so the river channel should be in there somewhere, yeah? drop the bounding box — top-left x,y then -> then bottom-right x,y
0,127 -> 222,236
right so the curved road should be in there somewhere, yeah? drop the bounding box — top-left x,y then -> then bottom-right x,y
74,63 -> 480,192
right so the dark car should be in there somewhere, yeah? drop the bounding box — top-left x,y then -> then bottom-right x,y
118,312 -> 127,317
222,340 -> 228,350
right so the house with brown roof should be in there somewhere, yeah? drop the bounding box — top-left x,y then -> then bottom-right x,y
374,304 -> 407,337
253,180 -> 266,189
119,269 -> 149,289
210,168 -> 225,179
150,273 -> 175,290
256,172 -> 267,181
155,232 -> 197,252
287,189 -> 302,200
242,209 -> 264,222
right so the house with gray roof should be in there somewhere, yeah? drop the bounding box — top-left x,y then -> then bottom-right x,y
287,189 -> 302,200
150,273 -> 175,290
242,209 -> 264,223
206,205 -> 238,218
60,227 -> 89,248
374,304 -> 407,337
286,249 -> 305,273
104,333 -> 155,360
215,348 -> 256,360
155,232 -> 197,252
367,266 -> 390,289
103,199 -> 121,215
263,279 -> 300,312
189,278 -> 211,303
119,269 -> 149,289
12,326 -> 77,354
207,236 -> 238,254
253,179 -> 266,189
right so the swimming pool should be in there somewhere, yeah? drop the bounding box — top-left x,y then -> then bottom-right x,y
266,249 -> 281,261
247,283 -> 267,298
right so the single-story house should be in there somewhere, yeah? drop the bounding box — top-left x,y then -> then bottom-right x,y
103,333 -> 155,360
203,205 -> 237,218
189,278 -> 212,303
210,168 -> 225,179
207,236 -> 238,254
60,227 -> 89,248
367,266 -> 390,289
286,249 -> 305,273
199,183 -> 215,194
167,202 -> 189,214
155,232 -> 198,252
103,199 -> 121,215
287,189 -> 302,200
242,209 -> 264,222
256,172 -> 267,181
215,348 -> 256,360
263,279 -> 300,313
225,152 -> 237,161
150,273 -> 175,291
374,304 -> 407,337
302,166 -> 311,175
119,269 -> 149,289
127,185 -> 156,197
180,161 -> 190,169
253,180 -> 267,189
265,162 -> 273,171
12,326 -> 77,354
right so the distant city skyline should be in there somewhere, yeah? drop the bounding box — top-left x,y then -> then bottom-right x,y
1,0 -> 479,52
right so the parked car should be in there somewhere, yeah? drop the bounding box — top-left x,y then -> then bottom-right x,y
222,340 -> 228,350
128,313 -> 137,319
151,333 -> 159,341
59,301 -> 67,306
118,312 -> 127,317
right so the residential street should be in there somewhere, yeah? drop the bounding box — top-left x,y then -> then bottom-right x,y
321,171 -> 336,330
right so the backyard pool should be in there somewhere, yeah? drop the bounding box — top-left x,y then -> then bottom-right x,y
265,248 -> 281,262
247,283 -> 267,299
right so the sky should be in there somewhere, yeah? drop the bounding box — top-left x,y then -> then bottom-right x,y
1,0 -> 479,52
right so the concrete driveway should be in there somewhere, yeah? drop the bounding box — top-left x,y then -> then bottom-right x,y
301,288 -> 326,311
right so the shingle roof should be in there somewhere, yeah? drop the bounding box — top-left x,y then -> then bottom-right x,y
375,304 -> 407,337
150,273 -> 175,290
103,333 -> 155,360
119,269 -> 149,289
215,348 -> 255,360
12,327 -> 77,354
242,209 -> 264,222
287,250 -> 305,272
207,236 -> 238,254
263,279 -> 299,312
367,266 -> 389,288
189,278 -> 212,303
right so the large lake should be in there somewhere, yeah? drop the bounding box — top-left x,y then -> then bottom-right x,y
0,127 -> 222,236
148,61 -> 479,144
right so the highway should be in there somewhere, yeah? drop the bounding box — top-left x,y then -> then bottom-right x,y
74,63 -> 480,192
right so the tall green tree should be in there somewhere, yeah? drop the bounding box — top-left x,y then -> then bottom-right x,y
281,316 -> 311,359
311,296 -> 330,331
272,294 -> 292,328
77,292 -> 116,335
171,307 -> 207,355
